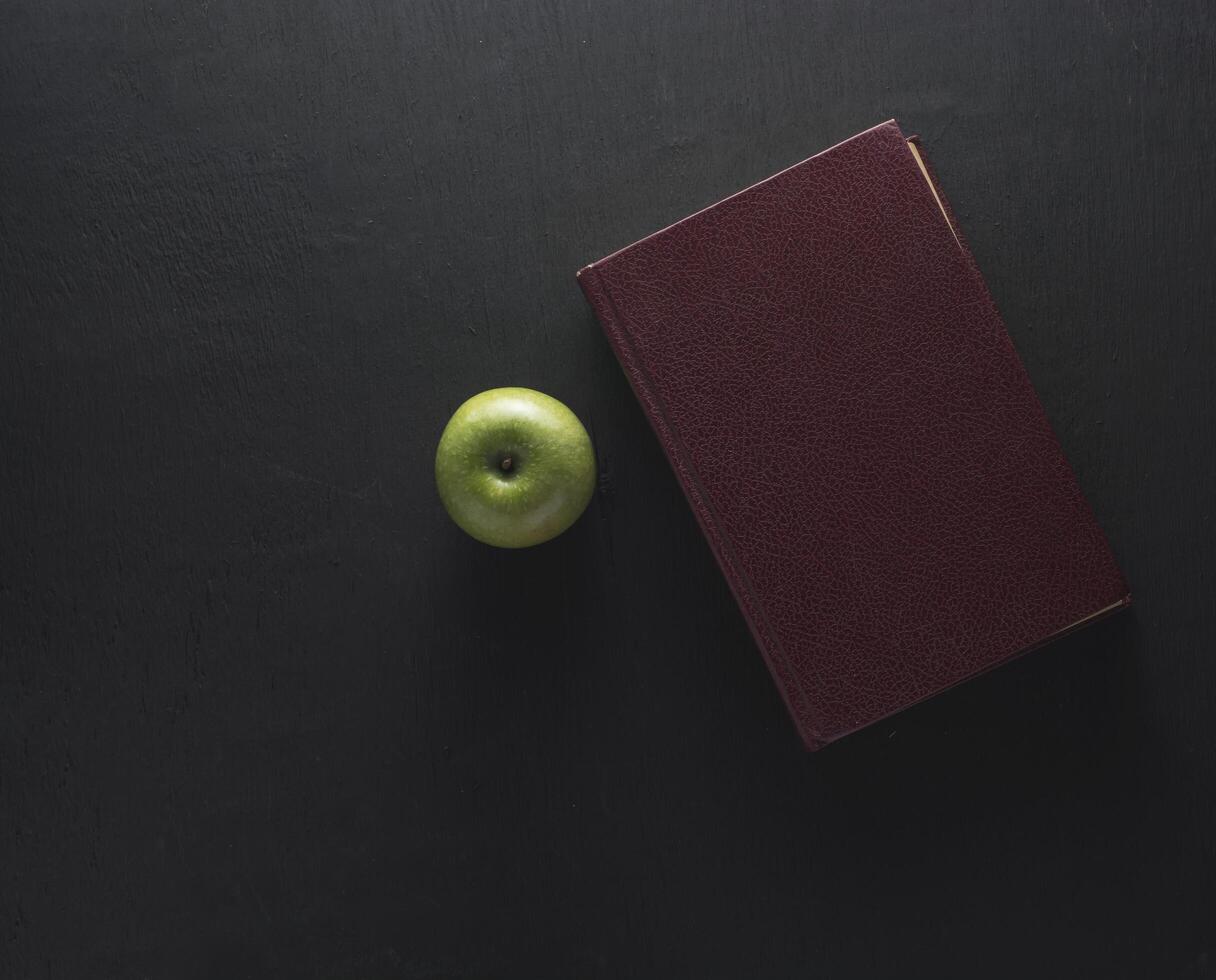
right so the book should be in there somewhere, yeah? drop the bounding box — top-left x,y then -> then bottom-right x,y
577,119 -> 1130,750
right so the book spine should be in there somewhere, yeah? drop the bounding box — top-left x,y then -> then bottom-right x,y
577,263 -> 826,751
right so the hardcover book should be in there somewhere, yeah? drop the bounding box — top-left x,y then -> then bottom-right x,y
578,119 -> 1129,750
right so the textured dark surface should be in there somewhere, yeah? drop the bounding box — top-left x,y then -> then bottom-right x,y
581,120 -> 1129,748
1,1 -> 1213,977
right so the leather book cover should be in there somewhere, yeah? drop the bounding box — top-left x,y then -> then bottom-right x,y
577,119 -> 1129,750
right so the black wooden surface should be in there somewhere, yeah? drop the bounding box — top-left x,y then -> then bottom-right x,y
2,1 -> 1214,976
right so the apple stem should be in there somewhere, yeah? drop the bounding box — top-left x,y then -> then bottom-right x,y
499,455 -> 513,473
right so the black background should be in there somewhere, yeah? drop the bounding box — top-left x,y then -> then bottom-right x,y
3,1 -> 1214,977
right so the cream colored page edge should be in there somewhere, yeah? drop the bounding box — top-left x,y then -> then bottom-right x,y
908,138 -> 1130,637
906,139 -> 962,248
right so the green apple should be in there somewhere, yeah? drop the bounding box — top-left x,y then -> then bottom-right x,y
435,387 -> 596,548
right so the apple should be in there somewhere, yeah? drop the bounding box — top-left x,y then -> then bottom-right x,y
435,387 -> 596,548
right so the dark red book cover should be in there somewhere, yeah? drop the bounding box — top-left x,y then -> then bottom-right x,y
578,119 -> 1129,750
